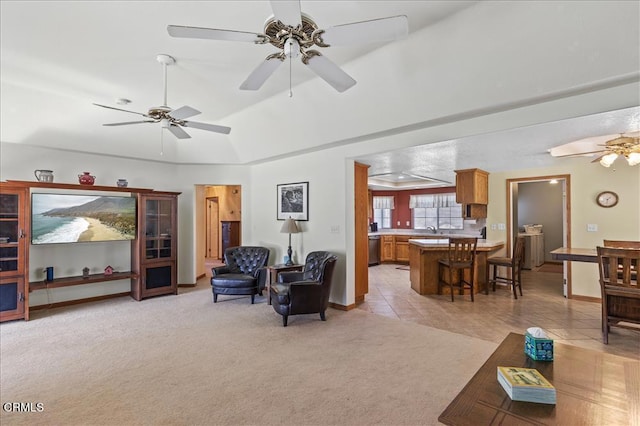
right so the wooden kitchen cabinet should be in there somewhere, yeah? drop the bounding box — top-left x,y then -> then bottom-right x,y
462,204 -> 488,219
395,236 -> 410,262
455,169 -> 489,205
381,236 -> 395,261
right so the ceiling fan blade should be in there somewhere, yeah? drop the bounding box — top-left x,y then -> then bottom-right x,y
239,56 -> 283,90
93,103 -> 149,117
166,124 -> 191,139
103,120 -> 156,126
167,25 -> 264,43
305,53 -> 356,93
169,105 -> 200,120
320,15 -> 409,46
591,154 -> 607,163
269,0 -> 301,27
551,149 -> 606,158
183,121 -> 232,135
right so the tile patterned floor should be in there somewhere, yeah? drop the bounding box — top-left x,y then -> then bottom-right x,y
358,263 -> 639,360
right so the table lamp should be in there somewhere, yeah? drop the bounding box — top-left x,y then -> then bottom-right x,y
280,217 -> 300,266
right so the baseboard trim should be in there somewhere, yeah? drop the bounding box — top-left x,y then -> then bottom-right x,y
329,302 -> 356,311
570,294 -> 601,303
178,283 -> 197,288
30,292 -> 131,311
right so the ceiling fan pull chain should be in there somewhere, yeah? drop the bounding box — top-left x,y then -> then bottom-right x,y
160,127 -> 164,156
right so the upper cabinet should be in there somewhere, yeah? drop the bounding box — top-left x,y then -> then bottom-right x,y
455,169 -> 489,219
455,168 -> 489,205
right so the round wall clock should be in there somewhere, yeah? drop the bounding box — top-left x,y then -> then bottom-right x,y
596,191 -> 618,208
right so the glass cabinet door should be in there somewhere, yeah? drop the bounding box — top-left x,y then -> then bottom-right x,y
0,190 -> 26,277
143,197 -> 174,261
0,277 -> 25,320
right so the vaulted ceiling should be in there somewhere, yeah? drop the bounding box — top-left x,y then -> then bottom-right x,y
1,1 -> 638,186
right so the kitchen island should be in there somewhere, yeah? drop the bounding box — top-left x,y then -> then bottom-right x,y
409,239 -> 504,295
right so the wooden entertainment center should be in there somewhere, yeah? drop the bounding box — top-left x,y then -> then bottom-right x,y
0,180 -> 180,322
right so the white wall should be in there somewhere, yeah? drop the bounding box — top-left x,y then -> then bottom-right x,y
489,159 -> 640,298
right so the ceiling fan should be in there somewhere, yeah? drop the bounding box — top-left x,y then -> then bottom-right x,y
94,54 -> 231,139
167,1 -> 408,93
549,132 -> 640,167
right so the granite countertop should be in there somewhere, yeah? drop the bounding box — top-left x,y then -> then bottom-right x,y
409,239 -> 504,249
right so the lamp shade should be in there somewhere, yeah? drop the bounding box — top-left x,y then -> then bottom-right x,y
280,217 -> 299,234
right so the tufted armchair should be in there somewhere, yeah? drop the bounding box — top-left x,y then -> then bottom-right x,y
270,251 -> 338,326
211,246 -> 269,304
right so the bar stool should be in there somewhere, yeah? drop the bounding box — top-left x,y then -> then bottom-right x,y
438,237 -> 478,302
486,236 -> 525,299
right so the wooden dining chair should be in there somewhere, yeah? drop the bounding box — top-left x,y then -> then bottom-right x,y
486,236 -> 526,299
596,246 -> 640,344
603,240 -> 640,249
603,240 -> 639,281
438,237 -> 477,302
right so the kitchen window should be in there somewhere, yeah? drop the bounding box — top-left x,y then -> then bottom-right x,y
410,194 -> 463,230
373,196 -> 394,229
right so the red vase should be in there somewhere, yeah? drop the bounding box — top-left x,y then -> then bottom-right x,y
78,172 -> 96,185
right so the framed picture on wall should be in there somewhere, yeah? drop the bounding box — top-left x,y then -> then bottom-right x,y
277,182 -> 309,221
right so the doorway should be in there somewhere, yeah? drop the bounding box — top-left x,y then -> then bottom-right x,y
507,175 -> 571,297
195,184 -> 242,279
206,197 -> 220,260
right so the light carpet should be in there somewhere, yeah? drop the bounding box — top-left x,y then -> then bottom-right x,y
1,287 -> 497,425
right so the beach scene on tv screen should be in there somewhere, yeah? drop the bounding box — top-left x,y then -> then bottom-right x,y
31,194 -> 136,244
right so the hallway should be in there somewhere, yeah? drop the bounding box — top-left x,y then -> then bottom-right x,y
359,263 -> 639,359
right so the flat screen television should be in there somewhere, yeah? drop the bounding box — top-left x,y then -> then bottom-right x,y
31,193 -> 136,244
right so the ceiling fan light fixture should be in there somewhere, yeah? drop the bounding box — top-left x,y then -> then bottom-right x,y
599,152 -> 618,167
626,152 -> 640,166
160,118 -> 170,129
284,37 -> 300,58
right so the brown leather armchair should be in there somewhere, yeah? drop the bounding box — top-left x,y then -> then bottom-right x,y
270,251 -> 338,326
211,246 -> 269,304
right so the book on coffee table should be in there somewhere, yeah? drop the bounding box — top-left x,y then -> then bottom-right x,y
497,366 -> 556,404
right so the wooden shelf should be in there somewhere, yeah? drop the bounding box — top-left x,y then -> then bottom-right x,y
29,271 -> 137,291
4,180 -> 154,193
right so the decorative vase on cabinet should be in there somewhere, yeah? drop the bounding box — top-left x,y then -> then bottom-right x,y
78,172 -> 96,185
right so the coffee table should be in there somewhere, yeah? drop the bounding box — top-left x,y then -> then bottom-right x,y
438,332 -> 639,425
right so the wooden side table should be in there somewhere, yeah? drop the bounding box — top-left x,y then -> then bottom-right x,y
266,264 -> 303,305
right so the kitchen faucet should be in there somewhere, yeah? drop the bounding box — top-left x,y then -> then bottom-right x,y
426,226 -> 437,234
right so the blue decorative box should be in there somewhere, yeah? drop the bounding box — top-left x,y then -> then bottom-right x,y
525,332 -> 554,361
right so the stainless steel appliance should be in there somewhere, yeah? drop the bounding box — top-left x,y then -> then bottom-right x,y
368,235 -> 380,266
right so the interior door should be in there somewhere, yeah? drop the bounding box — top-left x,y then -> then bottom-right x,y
206,197 -> 220,260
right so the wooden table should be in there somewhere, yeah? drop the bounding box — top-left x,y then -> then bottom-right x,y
408,239 -> 504,295
438,332 -> 640,426
265,264 -> 303,304
550,247 -> 597,263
